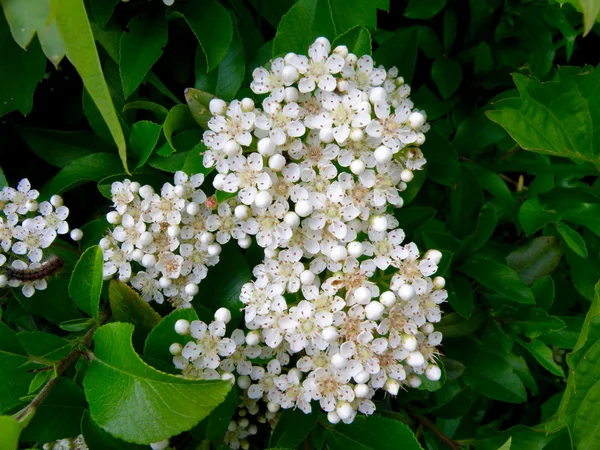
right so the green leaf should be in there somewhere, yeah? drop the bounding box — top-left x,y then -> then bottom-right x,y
519,198 -> 561,235
0,321 -> 35,413
516,338 -> 564,377
191,388 -> 240,443
328,0 -> 389,36
464,162 -> 518,221
28,370 -> 52,394
84,323 -> 231,444
452,108 -> 506,155
81,410 -> 138,450
109,280 -> 161,352
531,275 -> 555,310
143,308 -> 199,372
55,0 -> 128,172
332,26 -> 372,57
574,379 -> 600,449
88,0 -> 120,28
183,0 -> 233,71
15,127 -> 113,168
450,164 -> 484,238
69,245 -> 103,319
59,318 -> 96,332
506,236 -> 562,286
446,275 -> 474,319
554,222 -> 588,259
0,0 -> 66,66
0,19 -> 46,117
123,101 -> 169,123
472,203 -> 498,251
269,407 -> 317,448
373,28 -> 418,84
18,331 -> 72,362
184,88 -> 215,129
21,378 -> 87,443
119,14 -> 168,99
435,310 -> 485,338
40,153 -> 123,199
158,104 -> 198,156
540,316 -> 582,350
559,0 -> 600,35
0,415 -> 21,450
272,0 -> 336,57
324,416 -> 422,450
461,254 -> 535,304
394,206 -> 436,235
486,68 -> 600,167
130,121 -> 163,170
457,343 -> 527,403
404,0 -> 446,19
421,129 -> 458,186
431,57 -> 462,99
213,25 -> 245,102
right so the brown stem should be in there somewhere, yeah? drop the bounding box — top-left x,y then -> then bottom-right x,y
412,414 -> 461,450
14,312 -> 109,422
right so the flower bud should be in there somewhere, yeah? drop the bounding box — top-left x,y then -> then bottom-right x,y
70,228 -> 83,241
426,365 -> 442,381
174,319 -> 190,335
379,291 -> 396,308
209,98 -> 227,115
254,191 -> 273,209
169,343 -> 183,355
215,307 -> 232,323
350,159 -> 366,174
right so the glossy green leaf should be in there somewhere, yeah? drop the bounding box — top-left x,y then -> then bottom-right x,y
555,222 -> 588,259
431,57 -> 462,99
18,331 -> 72,363
109,280 -> 161,351
486,68 -> 600,168
84,323 -> 231,444
328,0 -> 389,35
184,88 -> 215,129
130,121 -> 162,169
40,153 -> 123,199
270,407 -> 317,448
143,308 -> 199,372
332,26 -> 372,57
184,0 -> 233,71
59,318 -> 96,332
461,255 -> 535,304
404,0 -> 446,19
119,14 -> 168,99
157,104 -> 198,156
123,101 -> 169,123
191,388 -> 240,443
507,236 -> 562,286
517,338 -> 564,376
472,203 -> 498,251
273,0 -> 336,57
447,275 -> 474,319
458,343 -> 527,403
519,198 -> 561,235
0,321 -> 35,413
15,127 -> 113,168
0,415 -> 21,450
374,28 -> 418,84
558,0 -> 600,35
55,0 -> 128,172
0,19 -> 46,117
574,380 -> 600,449
69,245 -> 103,319
324,416 -> 422,450
531,275 -> 555,310
88,0 -> 120,28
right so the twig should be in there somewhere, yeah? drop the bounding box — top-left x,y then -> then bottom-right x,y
412,414 -> 461,450
14,312 -> 109,422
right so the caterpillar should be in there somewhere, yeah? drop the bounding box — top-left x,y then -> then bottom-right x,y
5,256 -> 65,282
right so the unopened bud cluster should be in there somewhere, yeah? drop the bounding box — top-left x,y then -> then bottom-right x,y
0,179 -> 81,297
164,36 -> 447,440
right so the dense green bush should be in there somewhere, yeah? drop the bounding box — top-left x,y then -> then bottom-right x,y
1,0 -> 600,449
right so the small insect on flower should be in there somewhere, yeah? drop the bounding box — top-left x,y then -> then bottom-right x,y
5,255 -> 65,281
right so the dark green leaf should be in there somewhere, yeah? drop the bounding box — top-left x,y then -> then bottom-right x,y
109,280 -> 161,351
554,222 -> 588,259
81,410 -> 138,450
472,203 -> 498,251
462,254 -> 535,304
519,198 -> 561,235
431,57 -> 462,99
447,275 -> 474,319
270,407 -> 317,448
184,0 -> 233,71
0,321 -> 35,413
517,338 -> 564,377
130,121 -> 162,170
374,28 -> 418,84
69,245 -> 103,319
328,0 -> 388,35
325,416 -> 422,450
84,323 -> 231,444
120,14 -> 168,99
332,26 -> 372,57
18,331 -> 72,363
158,104 -> 198,156
404,0 -> 446,19
531,275 -> 555,310
272,0 -> 336,57
88,0 -> 120,28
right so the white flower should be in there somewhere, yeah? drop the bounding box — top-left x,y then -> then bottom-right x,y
131,270 -> 164,304
1,178 -> 39,215
207,100 -> 255,150
11,217 -> 55,263
366,100 -> 418,152
342,55 -> 386,90
289,38 -> 345,93
155,252 -> 184,279
255,98 -> 305,145
223,154 -> 272,205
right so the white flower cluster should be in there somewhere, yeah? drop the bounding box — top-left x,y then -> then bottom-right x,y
166,36 -> 447,438
101,173 -> 223,308
42,436 -> 87,450
0,179 -> 81,297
